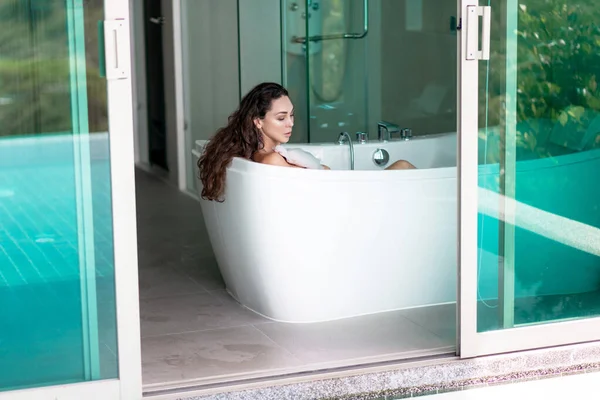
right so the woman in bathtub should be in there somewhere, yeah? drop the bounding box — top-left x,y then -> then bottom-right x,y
198,82 -> 415,201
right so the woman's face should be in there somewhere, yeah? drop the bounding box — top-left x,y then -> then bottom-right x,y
254,96 -> 294,146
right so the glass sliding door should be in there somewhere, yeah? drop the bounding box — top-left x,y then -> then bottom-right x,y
0,0 -> 140,398
460,0 -> 600,357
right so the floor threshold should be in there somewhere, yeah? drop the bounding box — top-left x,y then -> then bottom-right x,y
143,351 -> 457,398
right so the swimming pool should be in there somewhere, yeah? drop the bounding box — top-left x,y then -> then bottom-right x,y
0,133 -> 118,390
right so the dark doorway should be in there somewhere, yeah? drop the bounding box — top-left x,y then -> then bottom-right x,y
143,0 -> 168,170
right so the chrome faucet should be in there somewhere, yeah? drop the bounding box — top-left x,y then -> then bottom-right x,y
377,121 -> 401,142
356,131 -> 368,144
337,131 -> 355,170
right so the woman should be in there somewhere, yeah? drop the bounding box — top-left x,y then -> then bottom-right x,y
198,82 -> 415,201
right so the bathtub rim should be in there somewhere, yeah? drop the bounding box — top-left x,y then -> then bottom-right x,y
192,131 -> 458,181
191,148 -> 457,183
194,134 -> 600,183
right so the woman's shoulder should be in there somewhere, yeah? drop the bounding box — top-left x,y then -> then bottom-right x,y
254,151 -> 293,167
255,151 -> 287,165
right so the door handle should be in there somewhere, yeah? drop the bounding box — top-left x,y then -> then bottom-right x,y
149,16 -> 165,25
104,19 -> 130,80
466,5 -> 491,61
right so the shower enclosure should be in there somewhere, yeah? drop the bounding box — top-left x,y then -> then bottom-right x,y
281,0 -> 458,143
179,0 -> 458,192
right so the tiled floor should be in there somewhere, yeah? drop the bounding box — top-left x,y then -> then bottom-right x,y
135,169 -> 456,388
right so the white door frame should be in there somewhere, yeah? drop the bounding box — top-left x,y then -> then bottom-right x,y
173,0 -> 187,192
131,0 -> 148,167
0,0 -> 142,398
105,0 -> 143,396
0,381 -> 121,400
458,0 -> 600,358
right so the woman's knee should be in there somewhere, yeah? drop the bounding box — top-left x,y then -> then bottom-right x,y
387,160 -> 416,170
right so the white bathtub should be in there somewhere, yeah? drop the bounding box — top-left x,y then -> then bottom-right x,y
192,133 -> 458,323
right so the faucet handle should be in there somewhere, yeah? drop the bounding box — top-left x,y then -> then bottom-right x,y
401,128 -> 413,140
356,131 -> 368,144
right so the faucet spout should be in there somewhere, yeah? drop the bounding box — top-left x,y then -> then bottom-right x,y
337,132 -> 355,170
377,121 -> 401,142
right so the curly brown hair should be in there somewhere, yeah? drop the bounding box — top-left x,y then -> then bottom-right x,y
198,82 -> 290,201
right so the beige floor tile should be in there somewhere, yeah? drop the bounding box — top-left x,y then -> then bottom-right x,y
138,266 -> 208,300
256,308 -> 452,365
141,325 -> 302,385
140,291 -> 269,337
399,303 -> 456,344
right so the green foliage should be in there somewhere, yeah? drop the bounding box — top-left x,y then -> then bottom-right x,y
483,0 -> 600,162
0,1 -> 107,137
0,59 -> 72,136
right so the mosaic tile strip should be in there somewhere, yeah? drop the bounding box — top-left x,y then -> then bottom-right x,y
173,342 -> 600,400
369,362 -> 600,400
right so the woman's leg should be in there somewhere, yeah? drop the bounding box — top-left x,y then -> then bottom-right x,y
385,160 -> 416,170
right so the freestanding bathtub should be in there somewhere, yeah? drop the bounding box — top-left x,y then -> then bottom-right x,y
192,133 -> 458,323
193,132 -> 600,323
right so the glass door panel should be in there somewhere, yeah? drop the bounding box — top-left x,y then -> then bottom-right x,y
282,0 -> 360,143
0,0 -> 139,397
306,0 -> 365,142
460,0 -> 600,357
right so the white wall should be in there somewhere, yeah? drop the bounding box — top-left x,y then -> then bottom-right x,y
238,0 -> 282,96
181,0 -> 240,192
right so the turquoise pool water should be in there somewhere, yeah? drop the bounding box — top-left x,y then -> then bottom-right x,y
0,136 -> 118,391
476,148 -> 600,330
